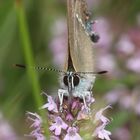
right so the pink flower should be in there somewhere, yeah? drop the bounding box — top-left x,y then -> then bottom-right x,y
25,112 -> 45,140
119,94 -> 131,109
94,17 -> 113,49
30,130 -> 46,140
116,34 -> 135,55
105,86 -> 127,104
126,54 -> 140,73
49,116 -> 68,136
25,127 -> 46,140
97,53 -> 116,73
27,112 -> 42,128
41,94 -> 58,113
77,106 -> 90,120
72,100 -> 81,110
93,123 -> 111,140
50,135 -> 60,140
86,94 -> 95,106
94,106 -> 111,124
66,113 -> 74,121
64,127 -> 82,140
0,113 -> 18,140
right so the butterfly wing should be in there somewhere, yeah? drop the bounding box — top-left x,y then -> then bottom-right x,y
65,0 -> 96,72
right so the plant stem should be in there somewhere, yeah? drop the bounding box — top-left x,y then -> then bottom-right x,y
15,0 -> 50,138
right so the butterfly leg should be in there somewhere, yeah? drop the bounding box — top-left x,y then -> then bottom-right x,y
81,91 -> 92,113
58,89 -> 68,111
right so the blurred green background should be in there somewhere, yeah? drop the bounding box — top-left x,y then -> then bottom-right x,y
0,0 -> 140,139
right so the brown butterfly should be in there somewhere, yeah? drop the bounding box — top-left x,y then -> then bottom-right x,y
15,0 -> 104,110
58,0 -> 103,108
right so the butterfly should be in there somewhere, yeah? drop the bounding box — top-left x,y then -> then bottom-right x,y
15,0 -> 104,110
58,0 -> 104,109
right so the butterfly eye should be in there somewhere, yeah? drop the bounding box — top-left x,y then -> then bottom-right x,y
63,75 -> 68,86
73,74 -> 80,86
63,74 -> 80,87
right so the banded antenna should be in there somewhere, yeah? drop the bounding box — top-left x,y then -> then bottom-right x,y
14,64 -> 107,75
14,64 -> 64,73
77,70 -> 107,75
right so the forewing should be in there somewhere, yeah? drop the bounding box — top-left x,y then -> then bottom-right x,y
65,0 -> 96,72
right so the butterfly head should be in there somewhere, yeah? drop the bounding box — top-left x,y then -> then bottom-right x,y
59,71 -> 96,94
63,71 -> 80,89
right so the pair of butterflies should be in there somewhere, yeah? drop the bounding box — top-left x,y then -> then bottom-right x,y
16,0 -> 106,107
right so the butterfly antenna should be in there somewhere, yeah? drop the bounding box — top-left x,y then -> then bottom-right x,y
14,64 -> 64,73
97,70 -> 108,74
77,70 -> 108,75
34,66 -> 64,73
14,64 -> 26,68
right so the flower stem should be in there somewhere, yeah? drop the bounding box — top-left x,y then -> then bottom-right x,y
15,0 -> 50,138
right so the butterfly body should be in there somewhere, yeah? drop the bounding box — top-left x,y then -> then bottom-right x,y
58,71 -> 96,109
